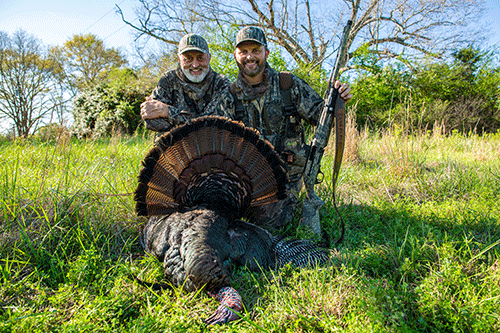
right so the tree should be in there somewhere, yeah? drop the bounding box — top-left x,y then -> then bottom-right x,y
118,0 -> 485,73
71,68 -> 154,138
413,47 -> 500,133
350,46 -> 500,133
50,34 -> 127,94
349,65 -> 413,128
0,30 -> 64,137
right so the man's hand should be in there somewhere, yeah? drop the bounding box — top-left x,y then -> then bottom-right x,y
140,96 -> 170,120
334,81 -> 353,102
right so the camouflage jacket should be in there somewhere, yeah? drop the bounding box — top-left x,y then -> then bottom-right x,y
214,65 -> 324,183
145,67 -> 231,135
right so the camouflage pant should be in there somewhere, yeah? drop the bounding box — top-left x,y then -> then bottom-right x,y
245,179 -> 303,232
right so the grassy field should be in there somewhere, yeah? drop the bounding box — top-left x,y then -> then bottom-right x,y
1,126 -> 499,332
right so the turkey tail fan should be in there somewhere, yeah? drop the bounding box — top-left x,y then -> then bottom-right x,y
134,116 -> 288,217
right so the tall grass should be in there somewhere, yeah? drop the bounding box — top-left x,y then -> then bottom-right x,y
1,126 -> 499,332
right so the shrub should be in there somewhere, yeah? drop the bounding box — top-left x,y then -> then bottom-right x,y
71,68 -> 151,138
350,47 -> 500,134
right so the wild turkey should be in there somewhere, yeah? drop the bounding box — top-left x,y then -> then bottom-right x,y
134,116 -> 328,324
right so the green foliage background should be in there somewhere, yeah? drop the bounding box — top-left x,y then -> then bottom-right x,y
349,47 -> 500,134
58,31 -> 500,138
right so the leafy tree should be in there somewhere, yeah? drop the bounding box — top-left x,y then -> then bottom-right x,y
351,47 -> 500,133
71,68 -> 155,138
204,25 -> 240,81
413,47 -> 500,133
136,51 -> 179,86
350,65 -> 414,128
0,30 -> 64,137
50,34 -> 127,95
291,62 -> 329,97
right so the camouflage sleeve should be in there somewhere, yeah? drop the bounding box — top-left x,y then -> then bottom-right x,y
142,75 -> 180,132
144,117 -> 172,132
291,75 -> 324,126
147,73 -> 233,131
203,83 -> 236,120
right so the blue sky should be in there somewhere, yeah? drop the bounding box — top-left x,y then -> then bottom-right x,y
482,0 -> 500,46
1,0 -> 499,55
0,0 -> 139,56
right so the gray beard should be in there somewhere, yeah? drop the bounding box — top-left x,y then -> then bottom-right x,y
182,67 -> 209,83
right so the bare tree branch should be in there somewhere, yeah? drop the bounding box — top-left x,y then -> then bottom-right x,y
117,4 -> 180,44
122,0 -> 486,72
0,31 -> 64,137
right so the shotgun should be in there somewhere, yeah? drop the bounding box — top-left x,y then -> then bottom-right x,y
301,20 -> 352,241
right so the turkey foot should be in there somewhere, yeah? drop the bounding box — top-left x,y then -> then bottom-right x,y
204,286 -> 243,325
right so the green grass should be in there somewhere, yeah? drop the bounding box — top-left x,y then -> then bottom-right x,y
1,129 -> 499,332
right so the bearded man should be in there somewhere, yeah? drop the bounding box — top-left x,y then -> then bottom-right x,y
140,34 -> 231,141
215,26 -> 353,233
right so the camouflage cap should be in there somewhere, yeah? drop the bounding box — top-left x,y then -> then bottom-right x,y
235,26 -> 267,48
178,34 -> 210,55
